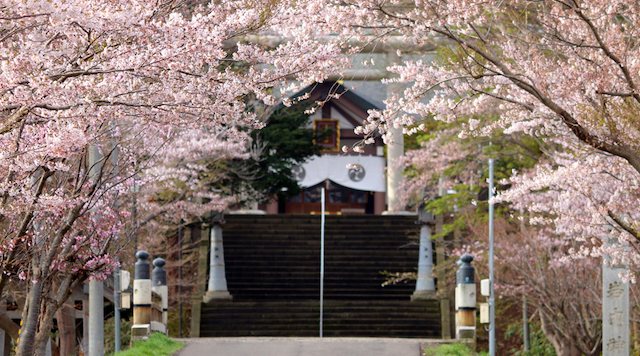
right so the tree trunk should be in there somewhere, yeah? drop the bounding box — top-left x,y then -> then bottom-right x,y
0,311 -> 20,356
0,312 -> 20,340
34,304 -> 56,356
56,302 -> 76,356
556,338 -> 582,356
16,279 -> 43,356
538,311 -> 582,356
50,341 -> 59,356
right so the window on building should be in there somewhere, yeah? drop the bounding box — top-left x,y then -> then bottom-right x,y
314,119 -> 340,152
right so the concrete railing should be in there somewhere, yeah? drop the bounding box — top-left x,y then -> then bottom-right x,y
455,254 -> 476,342
131,251 -> 168,341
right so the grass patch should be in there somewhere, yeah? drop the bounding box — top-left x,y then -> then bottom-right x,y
424,343 -> 489,356
111,332 -> 184,356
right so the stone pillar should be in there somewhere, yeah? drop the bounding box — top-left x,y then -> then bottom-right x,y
88,145 -> 104,356
132,251 -> 152,325
455,254 -> 476,341
603,246 -> 629,355
385,52 -> 404,213
412,209 -> 436,300
204,220 -> 232,302
152,258 -> 168,326
386,125 -> 404,211
88,280 -> 104,356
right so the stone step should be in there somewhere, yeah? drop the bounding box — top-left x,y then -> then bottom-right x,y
200,301 -> 440,338
224,227 -> 419,233
200,300 -> 439,309
223,239 -> 418,247
223,215 -> 417,223
226,294 -> 416,302
202,310 -> 439,317
198,330 -> 438,338
200,215 -> 438,338
225,251 -> 418,258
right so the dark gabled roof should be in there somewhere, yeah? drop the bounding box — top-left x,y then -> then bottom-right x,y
288,81 -> 380,120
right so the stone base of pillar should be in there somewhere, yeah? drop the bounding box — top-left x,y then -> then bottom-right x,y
411,290 -> 437,301
457,327 -> 476,340
381,210 -> 417,216
228,209 -> 266,215
203,290 -> 233,303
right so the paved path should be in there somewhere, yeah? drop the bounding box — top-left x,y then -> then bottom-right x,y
178,337 -> 437,356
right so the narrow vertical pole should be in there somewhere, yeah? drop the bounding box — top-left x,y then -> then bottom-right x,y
88,145 -> 104,356
320,187 -> 325,338
114,263 -> 121,353
178,223 -> 183,338
488,159 -> 495,356
523,294 -> 529,352
132,185 -> 138,250
112,146 -> 121,353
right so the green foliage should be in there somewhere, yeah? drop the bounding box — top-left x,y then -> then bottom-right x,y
404,119 -> 440,151
111,332 -> 183,356
632,329 -> 640,356
483,133 -> 541,182
409,116 -> 542,239
506,323 -> 556,356
219,103 -> 327,204
167,306 -> 191,338
248,103 -> 326,201
424,343 -> 489,356
104,317 -> 133,355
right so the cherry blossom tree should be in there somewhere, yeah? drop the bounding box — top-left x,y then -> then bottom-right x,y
327,0 -> 640,270
0,0 -> 350,354
299,0 -> 640,351
393,115 -> 624,354
462,218 -> 604,356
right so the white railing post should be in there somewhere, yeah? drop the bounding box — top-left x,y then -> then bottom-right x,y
131,251 -> 152,341
455,254 -> 476,342
152,258 -> 169,331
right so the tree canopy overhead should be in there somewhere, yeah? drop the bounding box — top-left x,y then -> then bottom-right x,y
4,0 -> 640,353
322,0 -> 640,272
0,0 -> 348,354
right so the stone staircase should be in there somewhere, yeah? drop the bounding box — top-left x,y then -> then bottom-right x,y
199,214 -> 441,338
